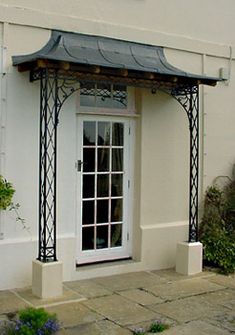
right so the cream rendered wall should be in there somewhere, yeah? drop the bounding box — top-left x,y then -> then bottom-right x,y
0,1 -> 234,288
138,89 -> 189,269
0,25 -> 77,289
2,25 -> 51,239
0,22 -> 4,239
0,0 -> 235,47
140,90 -> 189,225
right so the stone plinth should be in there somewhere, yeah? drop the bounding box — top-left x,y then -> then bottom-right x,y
176,242 -> 202,276
32,260 -> 63,299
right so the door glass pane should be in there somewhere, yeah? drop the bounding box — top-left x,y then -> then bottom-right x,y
80,117 -> 128,258
82,226 -> 94,250
112,149 -> 123,171
82,200 -> 94,225
96,225 -> 108,249
83,148 -> 95,172
97,174 -> 109,197
98,122 -> 110,145
111,199 -> 123,222
112,123 -> 124,146
83,121 -> 96,145
83,175 -> 95,198
97,199 -> 109,223
111,174 -> 123,197
98,148 -> 110,171
111,224 -> 122,247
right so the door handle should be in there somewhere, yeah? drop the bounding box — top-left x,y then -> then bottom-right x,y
76,160 -> 83,172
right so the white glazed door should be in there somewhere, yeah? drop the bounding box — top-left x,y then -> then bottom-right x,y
76,115 -> 132,264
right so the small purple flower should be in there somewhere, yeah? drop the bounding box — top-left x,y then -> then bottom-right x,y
133,327 -> 146,334
15,320 -> 23,331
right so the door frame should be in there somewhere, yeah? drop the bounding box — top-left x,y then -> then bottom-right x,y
76,114 -> 135,265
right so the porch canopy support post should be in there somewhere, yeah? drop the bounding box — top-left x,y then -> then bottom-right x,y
172,85 -> 199,243
31,68 -> 65,299
38,68 -> 59,262
172,85 -> 203,275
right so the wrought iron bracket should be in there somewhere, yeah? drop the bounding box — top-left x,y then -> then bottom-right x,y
171,85 -> 199,242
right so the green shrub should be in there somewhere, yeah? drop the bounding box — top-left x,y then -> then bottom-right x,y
133,321 -> 169,334
4,307 -> 60,335
200,184 -> 235,274
149,322 -> 169,333
0,175 -> 15,210
223,180 -> 235,236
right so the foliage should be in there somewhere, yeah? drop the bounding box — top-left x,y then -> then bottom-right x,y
9,203 -> 30,236
223,180 -> 235,235
200,184 -> 235,274
149,322 -> 169,333
133,321 -> 169,334
0,175 -> 29,234
4,307 -> 60,335
0,175 -> 15,210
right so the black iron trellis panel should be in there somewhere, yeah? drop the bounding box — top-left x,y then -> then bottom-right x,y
171,85 -> 199,242
39,68 -> 58,261
38,69 -> 81,261
36,67 -> 200,262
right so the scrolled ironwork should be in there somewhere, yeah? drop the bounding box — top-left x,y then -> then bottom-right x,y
38,69 -> 81,261
171,85 -> 199,242
36,67 -> 200,262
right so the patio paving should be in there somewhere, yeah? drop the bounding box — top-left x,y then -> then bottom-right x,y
0,269 -> 234,334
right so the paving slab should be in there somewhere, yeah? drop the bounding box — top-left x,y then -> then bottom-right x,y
46,301 -> 104,328
149,295 -> 227,323
208,310 -> 235,333
0,270 -> 234,335
0,290 -> 28,314
151,269 -> 215,282
145,278 -> 224,300
205,273 -> 235,289
118,288 -> 164,305
92,271 -> 162,291
162,320 -> 231,335
82,293 -> 157,326
64,279 -> 112,298
58,320 -> 132,335
13,285 -> 85,307
196,288 -> 235,307
223,299 -> 235,310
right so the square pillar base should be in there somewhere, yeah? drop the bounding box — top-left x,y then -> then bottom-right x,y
176,242 -> 202,275
32,260 -> 63,299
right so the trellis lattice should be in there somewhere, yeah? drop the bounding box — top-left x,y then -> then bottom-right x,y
38,69 -> 81,261
80,82 -> 127,108
171,85 -> 199,242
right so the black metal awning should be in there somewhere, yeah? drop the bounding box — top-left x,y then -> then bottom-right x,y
12,30 -> 218,87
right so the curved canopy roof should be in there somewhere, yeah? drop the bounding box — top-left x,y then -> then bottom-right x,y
12,30 -> 218,86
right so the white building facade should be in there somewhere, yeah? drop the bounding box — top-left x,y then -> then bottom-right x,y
0,0 -> 234,290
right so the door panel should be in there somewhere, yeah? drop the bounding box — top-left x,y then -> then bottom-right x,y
77,116 -> 132,264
